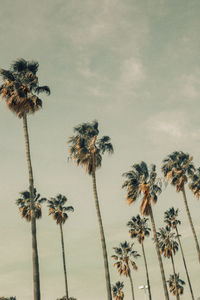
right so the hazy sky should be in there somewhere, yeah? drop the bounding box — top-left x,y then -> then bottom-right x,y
0,0 -> 200,299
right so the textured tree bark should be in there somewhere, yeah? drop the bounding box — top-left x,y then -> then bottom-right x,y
171,255 -> 179,300
141,241 -> 152,300
128,272 -> 135,300
149,207 -> 169,300
23,114 -> 40,300
182,187 -> 200,263
91,167 -> 112,300
175,226 -> 195,300
60,224 -> 69,300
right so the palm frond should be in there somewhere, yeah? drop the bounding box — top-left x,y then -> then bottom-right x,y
35,85 -> 51,95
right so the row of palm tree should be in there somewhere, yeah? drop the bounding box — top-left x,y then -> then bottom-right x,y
16,190 -> 74,300
110,207 -> 194,300
0,58 -> 199,300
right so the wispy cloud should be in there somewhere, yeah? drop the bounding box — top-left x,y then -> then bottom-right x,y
119,57 -> 146,92
144,110 -> 200,156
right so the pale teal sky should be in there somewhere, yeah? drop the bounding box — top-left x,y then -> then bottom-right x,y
0,0 -> 200,299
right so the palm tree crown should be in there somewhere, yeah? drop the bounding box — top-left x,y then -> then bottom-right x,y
122,161 -> 162,215
164,207 -> 181,229
0,58 -> 50,118
189,167 -> 200,200
68,120 -> 113,174
162,151 -> 194,192
127,215 -> 151,243
157,227 -> 179,258
112,281 -> 124,300
168,274 -> 185,296
47,194 -> 74,224
16,188 -> 46,222
111,241 -> 140,276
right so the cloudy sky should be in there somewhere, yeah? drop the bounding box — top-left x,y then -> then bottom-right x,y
0,0 -> 200,299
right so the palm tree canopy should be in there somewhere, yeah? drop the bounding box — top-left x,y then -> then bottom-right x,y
122,162 -> 162,215
167,273 -> 185,296
16,188 -> 46,222
111,241 -> 140,277
112,281 -> 124,300
164,207 -> 181,230
157,227 -> 179,258
189,167 -> 200,200
47,194 -> 74,225
68,120 -> 113,175
162,151 -> 195,192
127,214 -> 151,243
0,58 -> 50,118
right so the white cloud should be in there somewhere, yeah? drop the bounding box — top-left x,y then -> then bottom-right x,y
120,57 -> 146,87
145,111 -> 188,141
144,111 -> 200,157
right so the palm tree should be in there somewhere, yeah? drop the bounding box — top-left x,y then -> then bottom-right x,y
167,274 -> 185,298
157,226 -> 179,300
112,281 -> 124,300
16,189 -> 46,222
162,151 -> 200,263
122,161 -> 169,300
68,121 -> 113,300
0,58 -> 50,300
127,215 -> 152,300
111,241 -> 139,300
164,207 -> 195,300
47,194 -> 74,300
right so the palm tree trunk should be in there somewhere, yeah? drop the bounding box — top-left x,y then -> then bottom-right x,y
128,272 -> 135,300
175,226 -> 195,300
182,187 -> 200,263
171,255 -> 179,300
141,241 -> 152,300
59,223 -> 69,300
149,207 -> 169,300
91,168 -> 112,300
23,114 -> 40,300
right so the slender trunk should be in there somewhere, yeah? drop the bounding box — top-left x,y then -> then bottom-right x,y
175,226 -> 195,300
149,207 -> 169,300
91,168 -> 112,300
23,115 -> 40,300
59,223 -> 69,300
171,255 -> 179,300
128,271 -> 135,300
141,241 -> 152,300
182,187 -> 200,263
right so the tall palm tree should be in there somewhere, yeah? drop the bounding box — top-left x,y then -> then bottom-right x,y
122,161 -> 169,300
157,226 -> 179,300
167,274 -> 185,298
162,151 -> 200,263
16,188 -> 46,221
127,215 -> 152,300
0,58 -> 50,300
47,194 -> 74,300
111,241 -> 140,300
112,281 -> 124,300
68,121 -> 113,300
164,207 -> 195,300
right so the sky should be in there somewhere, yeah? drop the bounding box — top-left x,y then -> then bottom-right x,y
0,0 -> 200,299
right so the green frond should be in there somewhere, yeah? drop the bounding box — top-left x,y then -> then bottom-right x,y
12,58 -> 28,72
35,85 -> 51,95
